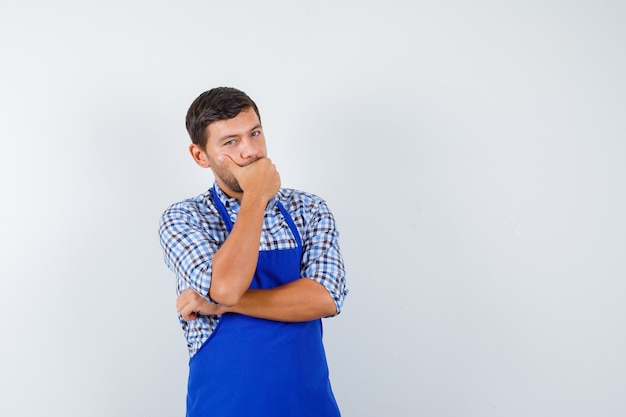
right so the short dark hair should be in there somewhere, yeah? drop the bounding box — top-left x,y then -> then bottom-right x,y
185,87 -> 261,149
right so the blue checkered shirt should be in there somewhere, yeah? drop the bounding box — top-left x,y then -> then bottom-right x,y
159,184 -> 348,357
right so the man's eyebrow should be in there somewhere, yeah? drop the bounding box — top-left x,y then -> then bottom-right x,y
217,124 -> 262,143
218,133 -> 238,143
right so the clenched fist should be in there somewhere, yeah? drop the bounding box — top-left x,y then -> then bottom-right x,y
218,155 -> 281,202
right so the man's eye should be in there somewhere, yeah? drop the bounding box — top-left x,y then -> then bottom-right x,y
251,131 -> 260,137
224,140 -> 236,146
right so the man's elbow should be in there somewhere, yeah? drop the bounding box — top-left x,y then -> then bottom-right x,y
208,284 -> 242,308
319,293 -> 339,318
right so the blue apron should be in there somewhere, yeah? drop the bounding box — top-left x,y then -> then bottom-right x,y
186,186 -> 341,417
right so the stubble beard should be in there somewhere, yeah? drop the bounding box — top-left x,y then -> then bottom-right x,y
213,165 -> 243,194
211,157 -> 262,195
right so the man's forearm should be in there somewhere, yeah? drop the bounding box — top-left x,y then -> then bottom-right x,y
225,278 -> 337,322
210,195 -> 267,306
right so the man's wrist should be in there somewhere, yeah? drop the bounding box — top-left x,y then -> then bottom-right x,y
240,191 -> 271,211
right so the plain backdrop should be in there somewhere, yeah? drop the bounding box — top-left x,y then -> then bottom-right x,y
1,1 -> 625,416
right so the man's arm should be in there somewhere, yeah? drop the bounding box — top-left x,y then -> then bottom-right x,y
208,156 -> 280,306
176,196 -> 347,323
227,278 -> 337,321
177,279 -> 336,322
208,194 -> 266,306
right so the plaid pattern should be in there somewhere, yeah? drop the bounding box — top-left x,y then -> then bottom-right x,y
159,184 -> 348,357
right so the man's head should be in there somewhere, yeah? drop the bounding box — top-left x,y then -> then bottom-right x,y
186,87 -> 268,197
186,87 -> 261,150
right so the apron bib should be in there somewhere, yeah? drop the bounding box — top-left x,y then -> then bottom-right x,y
185,186 -> 340,417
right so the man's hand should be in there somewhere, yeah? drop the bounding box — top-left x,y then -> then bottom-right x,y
176,288 -> 225,321
219,155 -> 281,202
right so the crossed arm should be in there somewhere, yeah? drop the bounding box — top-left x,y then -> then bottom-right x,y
174,157 -> 338,323
177,278 -> 337,322
175,189 -> 337,322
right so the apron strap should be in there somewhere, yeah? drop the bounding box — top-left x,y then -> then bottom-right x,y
211,185 -> 234,231
211,184 -> 302,248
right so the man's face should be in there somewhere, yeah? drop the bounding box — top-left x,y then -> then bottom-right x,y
191,108 -> 267,196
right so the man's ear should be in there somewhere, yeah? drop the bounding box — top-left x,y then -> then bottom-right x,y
189,143 -> 211,168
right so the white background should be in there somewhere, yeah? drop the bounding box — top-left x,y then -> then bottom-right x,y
1,1 -> 625,416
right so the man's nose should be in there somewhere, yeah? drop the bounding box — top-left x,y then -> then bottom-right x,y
240,139 -> 260,159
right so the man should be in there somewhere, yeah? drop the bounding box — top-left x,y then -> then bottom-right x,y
159,87 -> 348,416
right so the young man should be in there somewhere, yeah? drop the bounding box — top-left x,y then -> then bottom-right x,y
159,87 -> 348,416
